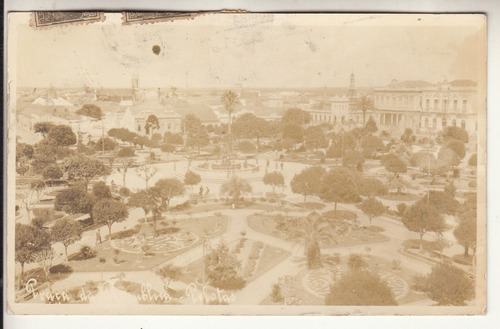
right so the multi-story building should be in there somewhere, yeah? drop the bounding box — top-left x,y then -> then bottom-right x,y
308,95 -> 350,124
374,79 -> 478,136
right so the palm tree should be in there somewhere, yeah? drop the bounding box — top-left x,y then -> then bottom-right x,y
354,95 -> 374,124
278,212 -> 348,268
220,175 -> 252,207
220,90 -> 240,154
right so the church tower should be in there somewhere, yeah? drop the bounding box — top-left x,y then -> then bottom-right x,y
348,72 -> 356,99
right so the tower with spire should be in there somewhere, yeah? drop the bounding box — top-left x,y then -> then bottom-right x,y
348,72 -> 357,99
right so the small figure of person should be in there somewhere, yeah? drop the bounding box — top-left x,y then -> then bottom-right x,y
96,229 -> 102,244
199,185 -> 204,196
280,161 -> 284,170
205,187 -> 210,197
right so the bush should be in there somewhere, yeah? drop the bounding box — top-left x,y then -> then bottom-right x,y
271,283 -> 283,303
171,200 -> 191,211
110,228 -> 139,240
49,264 -> 73,274
155,227 -> 180,235
468,153 -> 477,166
119,187 -> 131,197
79,245 -> 96,260
411,274 -> 428,292
468,180 -> 477,188
366,225 -> 385,233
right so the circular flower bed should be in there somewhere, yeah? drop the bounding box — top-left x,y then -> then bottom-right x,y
111,230 -> 199,254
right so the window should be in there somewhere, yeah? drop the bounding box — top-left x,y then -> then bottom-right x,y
137,125 -> 141,131
426,99 -> 430,111
462,100 -> 467,113
442,118 -> 447,128
453,100 -> 458,111
168,123 -> 171,130
425,117 -> 429,128
434,99 -> 439,110
461,120 -> 466,129
433,118 -> 437,128
452,119 -> 456,126
443,100 -> 448,112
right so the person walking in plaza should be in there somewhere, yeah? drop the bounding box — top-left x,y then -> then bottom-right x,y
96,229 -> 102,245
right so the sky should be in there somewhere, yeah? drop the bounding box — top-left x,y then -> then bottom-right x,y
11,13 -> 486,89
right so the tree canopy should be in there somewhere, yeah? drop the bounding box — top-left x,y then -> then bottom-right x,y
401,200 -> 447,248
442,126 -> 469,143
381,154 -> 408,174
50,218 -> 83,260
184,170 -> 201,188
92,199 -> 129,239
325,268 -> 397,306
290,166 -> 326,203
263,171 -> 285,195
220,175 -> 252,205
281,108 -> 311,125
205,243 -> 245,290
54,184 -> 96,215
76,104 -> 103,120
64,154 -> 110,187
319,168 -> 361,214
47,125 -> 77,147
145,114 -> 160,135
357,197 -> 387,224
15,223 -> 51,274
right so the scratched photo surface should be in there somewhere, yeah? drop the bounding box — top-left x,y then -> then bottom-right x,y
6,12 -> 486,315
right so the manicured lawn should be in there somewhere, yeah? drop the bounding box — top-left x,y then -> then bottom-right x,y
294,202 -> 326,210
67,215 -> 228,272
380,193 -> 420,201
247,214 -> 389,248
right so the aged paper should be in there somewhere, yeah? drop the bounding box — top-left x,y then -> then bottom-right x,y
6,12 -> 486,315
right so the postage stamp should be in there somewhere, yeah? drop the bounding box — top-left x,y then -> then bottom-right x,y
30,12 -> 106,29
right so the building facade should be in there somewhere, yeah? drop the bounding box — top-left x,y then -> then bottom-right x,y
374,79 -> 478,136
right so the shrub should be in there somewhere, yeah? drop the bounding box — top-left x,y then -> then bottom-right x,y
259,197 -> 266,202
79,245 -> 96,260
366,225 -> 385,233
119,187 -> 131,197
110,228 -> 139,240
113,249 -> 120,263
271,283 -> 283,303
468,181 -> 477,188
411,274 -> 428,292
49,264 -> 73,274
468,153 -> 477,166
155,227 -> 180,235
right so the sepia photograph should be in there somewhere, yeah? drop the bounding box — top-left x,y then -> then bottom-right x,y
6,11 -> 486,316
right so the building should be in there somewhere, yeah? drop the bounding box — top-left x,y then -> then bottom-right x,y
133,105 -> 183,135
308,95 -> 350,124
374,79 -> 478,136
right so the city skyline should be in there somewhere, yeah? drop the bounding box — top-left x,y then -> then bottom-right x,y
14,13 -> 485,89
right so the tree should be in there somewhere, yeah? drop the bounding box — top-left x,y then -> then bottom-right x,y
135,162 -> 158,189
94,137 -> 117,151
263,171 -> 285,195
76,104 -> 103,120
108,128 -> 139,145
304,126 -> 328,150
354,95 -> 374,124
281,108 -> 311,125
361,135 -> 383,158
155,264 -> 183,293
400,128 -> 416,144
92,181 -> 112,199
232,113 -> 271,147
276,212 -> 347,268
17,179 -> 46,222
42,164 -> 63,188
357,197 -> 387,225
442,126 -> 469,143
319,168 -> 361,217
47,124 -> 77,147
357,177 -> 387,197
92,199 -> 129,240
325,268 -> 396,305
54,184 -> 96,215
438,139 -> 466,168
205,243 -> 245,290
128,189 -> 155,223
454,200 -> 477,258
381,154 -> 408,194
401,200 -> 447,250
364,116 -> 378,134
116,147 -> 136,188
64,154 -> 110,188
154,178 -> 185,211
184,114 -> 209,152
424,189 -> 459,216
290,166 -> 326,203
50,218 -> 83,261
33,248 -> 56,292
342,150 -> 364,170
145,114 -> 160,136
16,142 -> 34,162
15,223 -> 51,277
237,140 -> 256,154
468,153 -> 477,166
420,262 -> 475,305
221,90 -> 240,153
163,132 -> 183,145
184,170 -> 201,192
33,122 -> 55,138
220,175 -> 252,206
282,123 -> 304,146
